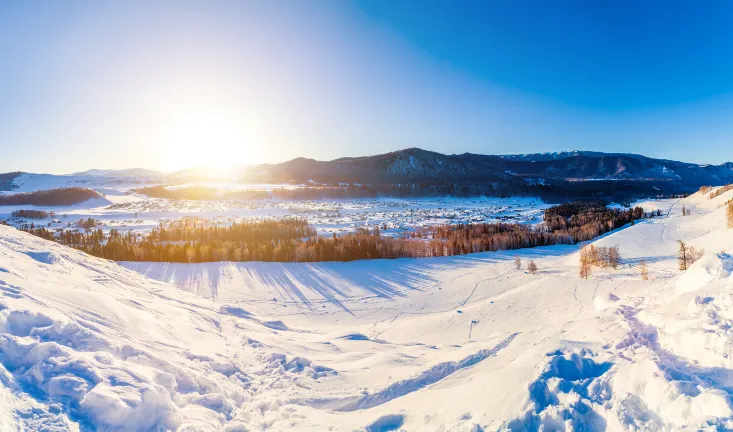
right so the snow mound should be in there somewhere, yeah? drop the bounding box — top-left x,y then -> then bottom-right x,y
594,293 -> 620,311
506,349 -> 613,431
676,253 -> 733,294
0,310 -> 183,430
0,226 -> 261,430
24,251 -> 65,266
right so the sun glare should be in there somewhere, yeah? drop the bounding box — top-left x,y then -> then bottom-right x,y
159,110 -> 251,173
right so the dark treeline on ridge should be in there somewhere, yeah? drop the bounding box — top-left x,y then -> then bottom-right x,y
19,203 -> 652,263
135,181 -> 680,204
0,188 -> 101,206
11,209 -> 53,219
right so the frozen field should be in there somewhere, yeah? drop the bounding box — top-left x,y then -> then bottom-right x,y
0,183 -> 548,238
0,186 -> 732,430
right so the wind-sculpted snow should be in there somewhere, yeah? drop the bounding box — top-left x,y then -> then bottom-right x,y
303,332 -> 519,412
506,350 -> 613,431
1,187 -> 733,430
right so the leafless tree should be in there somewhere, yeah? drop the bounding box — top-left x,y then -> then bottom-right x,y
608,246 -> 621,269
528,260 -> 539,275
579,247 -> 592,279
640,259 -> 649,280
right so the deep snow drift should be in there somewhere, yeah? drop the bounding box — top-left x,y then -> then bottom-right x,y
1,188 -> 733,430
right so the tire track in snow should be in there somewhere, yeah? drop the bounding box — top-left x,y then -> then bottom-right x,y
301,332 -> 519,412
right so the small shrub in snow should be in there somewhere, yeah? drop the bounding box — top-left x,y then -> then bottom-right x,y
640,259 -> 649,280
727,202 -> 733,229
527,260 -> 538,274
514,255 -> 521,270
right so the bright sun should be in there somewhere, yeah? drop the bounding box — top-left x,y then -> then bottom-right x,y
159,110 -> 251,173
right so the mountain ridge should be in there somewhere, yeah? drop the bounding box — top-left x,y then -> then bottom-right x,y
234,148 -> 733,189
3,149 -> 733,194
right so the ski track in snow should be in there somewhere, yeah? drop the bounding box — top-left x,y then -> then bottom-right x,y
302,332 -> 520,412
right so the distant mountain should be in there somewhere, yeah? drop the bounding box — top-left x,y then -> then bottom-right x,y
0,170 -> 165,193
168,164 -> 252,181
72,168 -> 166,178
236,148 -> 733,190
4,149 -> 732,196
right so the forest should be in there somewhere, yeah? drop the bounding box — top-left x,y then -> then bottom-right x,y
17,202 -> 650,263
135,181 -> 684,203
0,188 -> 101,206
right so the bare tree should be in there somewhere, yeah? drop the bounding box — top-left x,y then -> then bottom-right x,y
678,240 -> 689,270
640,259 -> 649,280
608,246 -> 621,269
579,247 -> 592,279
527,260 -> 539,275
514,254 -> 522,270
689,246 -> 704,265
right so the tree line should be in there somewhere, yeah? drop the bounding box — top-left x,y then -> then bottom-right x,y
17,203 -> 650,263
0,188 -> 101,206
708,184 -> 733,200
11,209 -> 55,219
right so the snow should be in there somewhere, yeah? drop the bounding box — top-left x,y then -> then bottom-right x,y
1,187 -> 733,429
1,193 -> 547,240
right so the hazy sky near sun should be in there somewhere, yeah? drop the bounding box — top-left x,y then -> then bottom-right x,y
3,1 -> 733,173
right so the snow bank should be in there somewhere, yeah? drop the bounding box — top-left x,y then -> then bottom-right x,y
676,253 -> 733,294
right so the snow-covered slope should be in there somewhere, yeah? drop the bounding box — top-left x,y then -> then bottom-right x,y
72,169 -> 166,179
2,172 -> 163,194
2,188 -> 733,430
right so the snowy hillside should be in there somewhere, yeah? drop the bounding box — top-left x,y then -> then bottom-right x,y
1,173 -> 162,194
72,169 -> 167,179
2,188 -> 733,430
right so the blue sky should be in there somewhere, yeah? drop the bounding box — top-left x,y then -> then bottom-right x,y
2,1 -> 733,173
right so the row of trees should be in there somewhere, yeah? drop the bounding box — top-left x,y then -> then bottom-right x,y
11,209 -> 53,219
18,203 -> 647,263
708,184 -> 733,200
134,183 -> 536,201
579,245 -> 621,279
0,188 -> 101,206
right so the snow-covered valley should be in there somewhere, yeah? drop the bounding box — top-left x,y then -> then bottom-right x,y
1,188 -> 733,431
